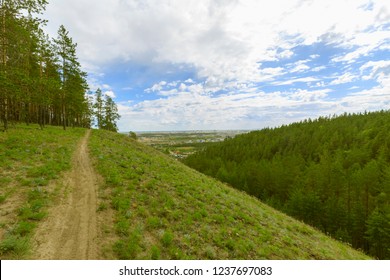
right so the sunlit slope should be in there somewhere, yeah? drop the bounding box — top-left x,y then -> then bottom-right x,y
89,129 -> 369,260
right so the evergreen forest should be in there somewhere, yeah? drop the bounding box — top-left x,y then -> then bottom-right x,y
0,0 -> 119,131
184,111 -> 390,259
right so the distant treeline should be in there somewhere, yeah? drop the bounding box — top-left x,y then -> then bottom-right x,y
184,111 -> 390,259
0,1 -> 119,131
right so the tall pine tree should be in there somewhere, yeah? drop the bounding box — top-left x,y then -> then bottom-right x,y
102,95 -> 120,132
53,25 -> 88,129
93,88 -> 120,132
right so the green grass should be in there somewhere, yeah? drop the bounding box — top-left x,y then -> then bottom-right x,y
89,129 -> 370,260
0,126 -> 371,259
0,124 -> 85,259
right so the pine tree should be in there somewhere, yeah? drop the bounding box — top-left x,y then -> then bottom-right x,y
0,0 -> 20,130
365,208 -> 390,259
101,95 -> 120,132
93,88 -> 104,129
93,89 -> 120,132
0,0 -> 48,130
53,25 -> 88,129
0,1 -> 91,130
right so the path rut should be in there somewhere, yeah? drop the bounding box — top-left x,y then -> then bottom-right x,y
33,130 -> 98,259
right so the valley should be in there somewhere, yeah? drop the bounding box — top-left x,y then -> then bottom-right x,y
137,130 -> 248,159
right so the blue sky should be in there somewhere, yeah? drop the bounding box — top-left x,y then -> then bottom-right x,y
43,0 -> 390,132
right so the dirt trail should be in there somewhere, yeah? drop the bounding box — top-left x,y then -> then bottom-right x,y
33,130 -> 99,259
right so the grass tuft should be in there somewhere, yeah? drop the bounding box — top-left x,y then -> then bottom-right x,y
161,230 -> 174,247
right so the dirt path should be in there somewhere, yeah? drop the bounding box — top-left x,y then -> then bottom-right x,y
33,130 -> 99,259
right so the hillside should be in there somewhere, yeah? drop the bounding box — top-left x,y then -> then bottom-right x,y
0,125 -> 86,259
0,125 -> 369,259
88,129 -> 369,259
184,111 -> 390,259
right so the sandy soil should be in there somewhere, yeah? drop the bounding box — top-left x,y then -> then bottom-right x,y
32,130 -> 99,259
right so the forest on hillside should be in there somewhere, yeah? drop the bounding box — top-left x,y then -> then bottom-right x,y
184,111 -> 390,259
0,1 -> 119,131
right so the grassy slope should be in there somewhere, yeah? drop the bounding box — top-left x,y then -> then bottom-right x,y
89,129 -> 370,260
0,125 -> 86,259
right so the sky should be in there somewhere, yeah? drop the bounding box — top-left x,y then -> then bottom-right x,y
43,0 -> 390,132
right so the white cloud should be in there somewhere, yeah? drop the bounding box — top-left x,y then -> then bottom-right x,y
291,63 -> 310,73
119,84 -> 390,131
339,90 -> 390,113
274,77 -> 319,86
184,79 -> 195,84
330,73 -> 356,85
287,60 -> 311,73
278,49 -> 294,59
167,81 -> 179,87
331,30 -> 390,63
87,76 -> 115,94
158,89 -> 179,97
312,66 -> 326,72
44,0 -> 389,86
360,60 -> 390,80
117,83 -> 336,131
359,60 -> 390,94
259,67 -> 285,78
104,90 -> 116,99
290,89 -> 331,102
145,81 -> 168,93
43,0 -> 390,131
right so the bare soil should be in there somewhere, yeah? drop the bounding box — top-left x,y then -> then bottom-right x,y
32,130 -> 99,259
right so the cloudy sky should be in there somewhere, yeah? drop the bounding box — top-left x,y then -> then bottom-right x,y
43,0 -> 390,132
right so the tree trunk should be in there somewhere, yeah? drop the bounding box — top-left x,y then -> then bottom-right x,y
1,0 -> 6,69
1,0 -> 8,131
3,98 -> 8,131
62,102 -> 66,130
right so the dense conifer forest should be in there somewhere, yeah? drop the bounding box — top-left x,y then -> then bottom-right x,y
184,111 -> 390,259
0,0 -> 119,131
